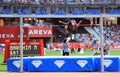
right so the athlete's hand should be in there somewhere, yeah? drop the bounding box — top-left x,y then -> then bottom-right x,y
59,20 -> 62,23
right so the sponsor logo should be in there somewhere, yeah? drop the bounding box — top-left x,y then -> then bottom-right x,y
0,34 -> 14,38
104,60 -> 113,67
31,60 -> 42,68
28,30 -> 52,35
54,60 -> 65,68
77,60 -> 88,68
12,61 -> 20,68
0,34 -> 27,39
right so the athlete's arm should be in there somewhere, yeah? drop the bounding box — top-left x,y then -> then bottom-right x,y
77,20 -> 82,27
59,20 -> 67,25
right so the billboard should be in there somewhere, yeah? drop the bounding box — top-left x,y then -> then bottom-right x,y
0,26 -> 53,43
27,26 -> 53,37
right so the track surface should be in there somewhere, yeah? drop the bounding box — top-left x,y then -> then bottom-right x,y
0,72 -> 120,77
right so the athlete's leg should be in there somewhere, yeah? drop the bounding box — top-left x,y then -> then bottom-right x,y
64,26 -> 69,36
65,25 -> 76,42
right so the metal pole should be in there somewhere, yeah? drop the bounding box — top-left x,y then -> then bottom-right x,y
100,13 -> 104,72
20,16 -> 23,72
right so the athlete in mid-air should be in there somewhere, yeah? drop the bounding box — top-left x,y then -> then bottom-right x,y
59,19 -> 82,42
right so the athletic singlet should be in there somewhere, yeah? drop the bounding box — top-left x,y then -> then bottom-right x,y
67,19 -> 77,27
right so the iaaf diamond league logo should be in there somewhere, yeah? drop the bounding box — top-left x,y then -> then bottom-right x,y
104,60 -> 113,67
13,61 -> 20,68
31,60 -> 43,68
54,60 -> 65,68
77,60 -> 88,68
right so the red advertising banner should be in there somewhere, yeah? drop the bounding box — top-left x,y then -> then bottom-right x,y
109,45 -> 120,49
51,42 -> 88,49
0,26 -> 28,43
52,43 -> 120,50
0,26 -> 53,43
27,26 -> 53,37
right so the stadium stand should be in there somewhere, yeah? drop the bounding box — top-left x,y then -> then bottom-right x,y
17,9 -> 23,15
86,9 -> 100,14
35,9 -> 41,15
109,9 -> 120,14
41,9 -> 48,15
0,7 -> 5,14
54,9 -> 66,15
93,26 -> 120,45
5,9 -> 13,14
71,9 -> 83,15
0,0 -> 120,15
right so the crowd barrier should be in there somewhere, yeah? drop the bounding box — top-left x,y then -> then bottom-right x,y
7,56 -> 120,72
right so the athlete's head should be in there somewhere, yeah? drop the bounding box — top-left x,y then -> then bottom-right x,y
71,19 -> 77,26
63,39 -> 67,43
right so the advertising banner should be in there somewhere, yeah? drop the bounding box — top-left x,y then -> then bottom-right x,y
109,44 -> 120,49
0,26 -> 53,43
0,26 -> 28,43
27,26 -> 53,37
